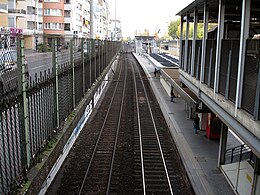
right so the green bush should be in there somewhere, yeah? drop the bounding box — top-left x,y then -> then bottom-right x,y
38,43 -> 52,52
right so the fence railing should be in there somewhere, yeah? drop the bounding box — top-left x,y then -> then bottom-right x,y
224,144 -> 254,165
0,37 -> 121,194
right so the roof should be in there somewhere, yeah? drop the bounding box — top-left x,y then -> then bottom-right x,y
177,0 -> 260,24
135,36 -> 156,41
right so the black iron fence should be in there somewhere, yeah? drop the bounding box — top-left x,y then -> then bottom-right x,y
0,37 -> 121,194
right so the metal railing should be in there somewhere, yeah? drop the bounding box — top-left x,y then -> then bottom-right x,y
0,37 -> 121,194
224,144 -> 254,165
8,9 -> 26,15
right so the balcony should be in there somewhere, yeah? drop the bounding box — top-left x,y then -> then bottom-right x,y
8,9 -> 26,17
0,3 -> 8,13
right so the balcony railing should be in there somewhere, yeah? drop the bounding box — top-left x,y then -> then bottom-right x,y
8,9 -> 26,15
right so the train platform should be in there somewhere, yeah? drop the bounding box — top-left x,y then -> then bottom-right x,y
133,53 -> 235,195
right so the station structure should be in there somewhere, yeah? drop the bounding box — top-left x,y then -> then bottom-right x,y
174,0 -> 260,194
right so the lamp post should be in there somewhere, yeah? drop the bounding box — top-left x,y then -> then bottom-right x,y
90,0 -> 94,39
115,0 -> 116,40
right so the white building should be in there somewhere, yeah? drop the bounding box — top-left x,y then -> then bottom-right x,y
93,0 -> 110,40
64,0 -> 90,41
1,0 -> 115,49
110,19 -> 121,41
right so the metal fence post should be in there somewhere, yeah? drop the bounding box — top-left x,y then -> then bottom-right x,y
98,40 -> 101,77
81,38 -> 85,95
17,38 -> 30,168
70,39 -> 75,109
52,39 -> 59,128
94,39 -> 97,81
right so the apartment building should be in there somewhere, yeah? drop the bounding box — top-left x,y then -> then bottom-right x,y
0,0 -> 114,50
64,0 -> 90,43
110,19 -> 121,41
93,0 -> 110,40
0,0 -> 8,27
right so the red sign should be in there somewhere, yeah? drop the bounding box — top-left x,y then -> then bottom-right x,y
10,27 -> 23,35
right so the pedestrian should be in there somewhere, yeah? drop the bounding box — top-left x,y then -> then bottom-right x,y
170,88 -> 175,102
193,114 -> 200,134
154,68 -> 157,77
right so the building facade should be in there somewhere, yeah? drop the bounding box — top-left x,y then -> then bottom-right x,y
93,0 -> 110,40
1,0 -> 115,50
110,19 -> 121,41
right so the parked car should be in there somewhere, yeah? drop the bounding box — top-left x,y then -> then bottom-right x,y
0,50 -> 28,97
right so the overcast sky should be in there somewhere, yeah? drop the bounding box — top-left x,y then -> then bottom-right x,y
108,0 -> 194,38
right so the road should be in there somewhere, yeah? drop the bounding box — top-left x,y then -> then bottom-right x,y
25,49 -> 83,79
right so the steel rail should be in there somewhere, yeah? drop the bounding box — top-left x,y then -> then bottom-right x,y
106,57 -> 127,195
131,54 -> 174,195
78,56 -> 125,195
130,59 -> 146,195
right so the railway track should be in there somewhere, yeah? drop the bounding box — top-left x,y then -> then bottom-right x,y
78,55 -> 127,195
130,53 -> 173,194
49,46 -> 194,195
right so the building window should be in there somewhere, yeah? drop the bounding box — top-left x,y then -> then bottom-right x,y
44,23 -> 63,30
39,22 -> 43,30
64,0 -> 70,3
64,23 -> 70,31
27,6 -> 36,15
64,10 -> 71,17
8,17 -> 15,27
44,9 -> 50,15
38,8 -> 42,16
27,21 -> 35,30
44,8 -> 62,16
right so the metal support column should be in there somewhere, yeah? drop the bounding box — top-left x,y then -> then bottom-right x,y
225,50 -> 232,99
184,13 -> 190,72
191,8 -> 198,77
200,1 -> 209,85
254,63 -> 260,119
70,39 -> 75,109
18,38 -> 30,167
207,48 -> 213,87
235,0 -> 250,116
252,157 -> 260,195
218,122 -> 228,167
179,16 -> 184,69
214,0 -> 225,95
52,39 -> 59,129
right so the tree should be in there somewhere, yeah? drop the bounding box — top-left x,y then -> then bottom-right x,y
143,29 -> 150,36
168,18 -> 181,39
168,18 -> 217,40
